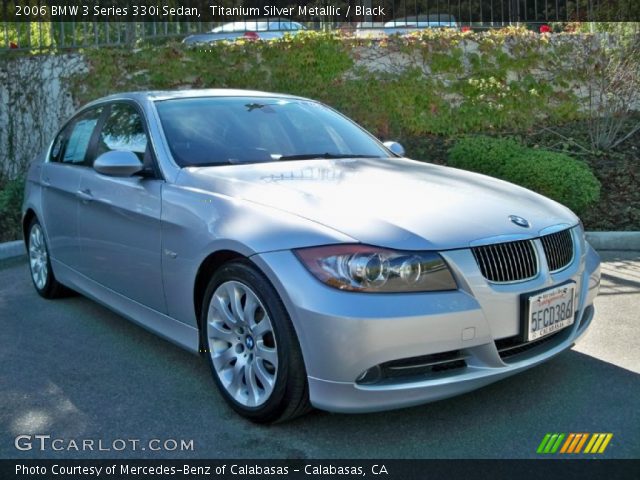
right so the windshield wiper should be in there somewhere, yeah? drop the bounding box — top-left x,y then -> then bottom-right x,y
185,159 -> 264,167
278,153 -> 381,161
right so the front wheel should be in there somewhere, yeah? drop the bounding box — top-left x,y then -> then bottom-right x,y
201,260 -> 310,423
27,218 -> 66,299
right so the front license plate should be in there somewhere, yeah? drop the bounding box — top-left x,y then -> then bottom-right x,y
526,283 -> 576,342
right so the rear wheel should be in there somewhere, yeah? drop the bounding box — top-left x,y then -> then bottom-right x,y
27,218 -> 65,299
201,260 -> 311,423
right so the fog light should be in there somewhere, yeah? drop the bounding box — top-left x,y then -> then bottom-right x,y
356,365 -> 382,385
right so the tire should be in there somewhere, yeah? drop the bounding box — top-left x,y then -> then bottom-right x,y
201,259 -> 311,423
27,218 -> 66,299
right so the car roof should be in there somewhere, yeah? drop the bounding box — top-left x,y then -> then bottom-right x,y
83,89 -> 306,108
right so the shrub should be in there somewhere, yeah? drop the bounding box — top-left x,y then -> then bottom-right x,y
0,176 -> 24,242
74,28 -> 587,139
448,136 -> 600,215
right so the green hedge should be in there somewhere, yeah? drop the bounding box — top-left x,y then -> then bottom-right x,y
73,28 -> 591,139
0,176 -> 24,243
448,136 -> 600,215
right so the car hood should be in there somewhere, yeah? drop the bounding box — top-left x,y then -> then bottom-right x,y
179,157 -> 578,250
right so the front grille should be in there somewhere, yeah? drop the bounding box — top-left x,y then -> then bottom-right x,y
495,329 -> 567,361
471,228 -> 575,283
540,229 -> 574,272
382,350 -> 468,377
471,240 -> 538,283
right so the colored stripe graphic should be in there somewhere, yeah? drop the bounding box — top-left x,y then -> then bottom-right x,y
537,434 -> 552,454
560,434 -> 575,453
598,434 -> 613,453
574,433 -> 589,453
550,434 -> 565,453
591,434 -> 606,453
537,434 -> 565,454
585,433 -> 614,454
584,434 -> 598,453
568,433 -> 583,453
544,434 -> 559,453
539,433 -> 614,454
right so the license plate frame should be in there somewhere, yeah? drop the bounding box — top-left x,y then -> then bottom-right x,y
521,281 -> 577,342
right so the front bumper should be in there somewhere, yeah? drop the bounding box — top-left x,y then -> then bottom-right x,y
252,234 -> 601,413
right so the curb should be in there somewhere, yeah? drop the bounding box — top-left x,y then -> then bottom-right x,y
0,233 -> 638,262
585,232 -> 640,252
0,240 -> 25,260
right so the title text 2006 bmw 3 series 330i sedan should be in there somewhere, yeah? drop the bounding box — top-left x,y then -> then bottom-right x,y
22,90 -> 601,423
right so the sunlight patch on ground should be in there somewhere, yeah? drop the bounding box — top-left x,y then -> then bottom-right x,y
7,381 -> 88,437
10,410 -> 51,434
572,253 -> 640,374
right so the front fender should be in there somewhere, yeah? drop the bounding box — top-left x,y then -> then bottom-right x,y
159,182 -> 354,328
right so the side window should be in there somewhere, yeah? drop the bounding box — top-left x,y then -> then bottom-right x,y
50,107 -> 103,165
95,103 -> 148,161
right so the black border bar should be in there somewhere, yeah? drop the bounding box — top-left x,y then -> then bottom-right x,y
3,459 -> 640,480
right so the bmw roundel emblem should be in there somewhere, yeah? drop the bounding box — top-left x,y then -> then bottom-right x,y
509,215 -> 530,228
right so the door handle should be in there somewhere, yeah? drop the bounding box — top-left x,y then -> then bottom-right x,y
42,177 -> 51,187
76,188 -> 93,202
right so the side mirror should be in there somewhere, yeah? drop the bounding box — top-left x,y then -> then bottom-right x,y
383,141 -> 406,157
94,151 -> 143,177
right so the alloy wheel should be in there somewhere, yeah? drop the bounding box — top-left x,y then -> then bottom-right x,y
29,223 -> 49,290
207,280 -> 278,407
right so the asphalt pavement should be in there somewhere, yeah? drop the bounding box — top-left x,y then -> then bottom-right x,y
0,251 -> 638,459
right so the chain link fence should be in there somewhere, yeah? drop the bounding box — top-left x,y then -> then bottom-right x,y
2,21 -> 212,50
0,0 -> 613,51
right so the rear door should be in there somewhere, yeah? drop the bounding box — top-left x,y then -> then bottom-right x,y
76,102 -> 166,313
40,106 -> 104,270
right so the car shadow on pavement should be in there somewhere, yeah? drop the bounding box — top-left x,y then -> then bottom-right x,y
271,349 -> 640,459
2,312 -> 638,459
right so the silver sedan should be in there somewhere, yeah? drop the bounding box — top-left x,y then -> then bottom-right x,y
22,90 -> 601,422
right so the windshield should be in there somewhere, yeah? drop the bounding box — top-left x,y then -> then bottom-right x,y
155,97 -> 389,167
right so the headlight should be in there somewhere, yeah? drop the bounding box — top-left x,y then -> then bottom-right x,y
294,245 -> 457,293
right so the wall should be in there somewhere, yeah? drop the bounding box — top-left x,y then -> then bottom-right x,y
0,54 -> 86,178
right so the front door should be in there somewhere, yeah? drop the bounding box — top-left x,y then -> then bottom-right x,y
77,102 -> 166,313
